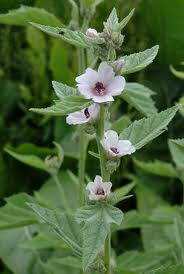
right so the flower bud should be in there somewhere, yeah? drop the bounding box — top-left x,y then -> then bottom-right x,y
44,156 -> 60,175
112,58 -> 125,74
86,28 -> 99,38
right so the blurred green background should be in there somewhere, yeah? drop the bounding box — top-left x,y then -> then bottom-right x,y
0,0 -> 183,272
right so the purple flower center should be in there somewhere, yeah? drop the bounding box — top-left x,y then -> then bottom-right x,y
110,147 -> 119,154
94,82 -> 106,95
96,188 -> 105,195
84,108 -> 90,119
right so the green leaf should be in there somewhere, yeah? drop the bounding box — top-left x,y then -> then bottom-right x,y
104,8 -> 119,31
0,5 -> 61,26
114,210 -> 157,231
153,264 -> 184,274
28,203 -> 82,256
76,203 -> 123,270
168,139 -> 184,169
117,9 -> 135,31
52,81 -> 79,99
121,45 -> 159,75
134,158 -> 178,178
111,182 -> 135,205
111,115 -> 131,133
117,250 -> 171,273
31,22 -> 93,48
47,257 -> 82,269
0,228 -> 45,274
0,193 -> 38,229
5,148 -> 47,171
30,97 -> 92,116
173,216 -> 184,261
120,106 -> 178,150
122,82 -> 157,116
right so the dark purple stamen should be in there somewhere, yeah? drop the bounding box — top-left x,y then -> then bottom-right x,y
96,188 -> 105,195
84,108 -> 90,119
110,147 -> 119,154
95,82 -> 105,95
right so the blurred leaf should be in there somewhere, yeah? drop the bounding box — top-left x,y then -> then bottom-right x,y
168,139 -> 184,169
31,23 -> 93,48
76,203 -> 123,270
0,193 -> 37,229
142,0 -> 184,65
120,106 -> 178,150
0,5 -> 61,26
117,250 -> 171,273
111,182 -> 135,205
0,227 -> 45,274
122,82 -> 157,116
153,264 -> 184,274
134,159 -> 178,178
170,65 -> 184,80
5,148 -> 48,171
121,46 -> 159,75
52,81 -> 78,98
28,203 -> 82,256
111,115 -> 131,134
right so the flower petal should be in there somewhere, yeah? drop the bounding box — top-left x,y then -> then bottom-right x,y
88,104 -> 100,120
66,110 -> 88,125
98,62 -> 115,85
103,182 -> 112,196
91,94 -> 114,103
94,175 -> 103,185
77,84 -> 93,99
117,140 -> 136,156
104,130 -> 119,146
107,76 -> 126,96
76,68 -> 98,86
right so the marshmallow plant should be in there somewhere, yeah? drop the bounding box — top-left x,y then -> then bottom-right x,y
3,3 -> 179,274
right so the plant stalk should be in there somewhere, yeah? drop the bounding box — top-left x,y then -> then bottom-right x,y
96,104 -> 111,273
53,174 -> 69,212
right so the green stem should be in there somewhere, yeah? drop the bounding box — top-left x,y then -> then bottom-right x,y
96,104 -> 111,273
53,174 -> 69,212
78,125 -> 88,206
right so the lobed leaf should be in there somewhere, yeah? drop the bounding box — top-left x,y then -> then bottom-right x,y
28,203 -> 82,256
121,45 -> 159,75
120,106 -> 178,150
122,82 -> 157,116
0,5 -> 61,27
76,204 -> 123,270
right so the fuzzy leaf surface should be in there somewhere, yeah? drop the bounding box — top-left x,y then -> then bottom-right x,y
121,45 -> 159,75
118,9 -> 135,30
28,203 -> 82,256
122,82 -> 157,116
31,23 -> 94,48
76,203 -> 123,270
120,106 -> 178,150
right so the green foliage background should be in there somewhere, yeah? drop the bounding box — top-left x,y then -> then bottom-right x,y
0,0 -> 184,273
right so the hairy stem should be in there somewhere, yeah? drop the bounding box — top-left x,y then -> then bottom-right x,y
96,104 -> 111,273
53,174 -> 69,212
79,125 -> 88,206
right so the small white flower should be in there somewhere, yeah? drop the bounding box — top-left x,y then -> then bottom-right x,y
86,175 -> 112,201
76,62 -> 126,103
101,130 -> 136,157
66,103 -> 99,125
86,28 -> 99,38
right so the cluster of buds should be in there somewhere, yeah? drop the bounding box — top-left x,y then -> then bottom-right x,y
44,142 -> 64,175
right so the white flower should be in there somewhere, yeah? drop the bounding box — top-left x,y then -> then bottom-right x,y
86,175 -> 112,201
86,28 -> 99,38
76,62 -> 126,103
101,130 -> 136,157
66,103 -> 99,125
